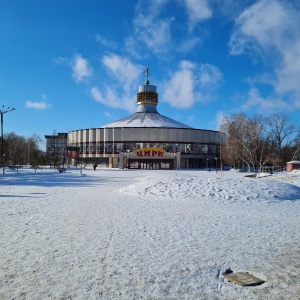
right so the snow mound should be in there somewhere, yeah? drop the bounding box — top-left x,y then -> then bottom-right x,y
118,173 -> 300,203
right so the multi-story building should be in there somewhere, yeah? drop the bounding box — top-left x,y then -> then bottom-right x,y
44,132 -> 68,166
67,76 -> 225,169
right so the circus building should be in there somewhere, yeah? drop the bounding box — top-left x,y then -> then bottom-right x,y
66,69 -> 224,169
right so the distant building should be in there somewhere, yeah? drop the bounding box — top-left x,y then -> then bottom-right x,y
44,133 -> 68,166
286,161 -> 300,172
66,71 -> 225,169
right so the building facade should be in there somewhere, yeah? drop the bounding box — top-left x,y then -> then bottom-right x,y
44,132 -> 68,166
286,161 -> 300,172
66,76 -> 224,169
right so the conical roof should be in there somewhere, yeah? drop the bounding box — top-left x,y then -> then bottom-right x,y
102,111 -> 192,128
102,81 -> 192,129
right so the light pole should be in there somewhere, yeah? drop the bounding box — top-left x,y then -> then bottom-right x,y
215,157 -> 218,174
1,106 -> 16,174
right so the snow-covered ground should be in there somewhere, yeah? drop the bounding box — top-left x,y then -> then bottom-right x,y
1,167 -> 300,299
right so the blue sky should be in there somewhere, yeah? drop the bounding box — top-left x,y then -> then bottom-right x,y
1,0 -> 300,149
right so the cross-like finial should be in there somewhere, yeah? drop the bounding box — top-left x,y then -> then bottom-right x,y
144,65 -> 150,85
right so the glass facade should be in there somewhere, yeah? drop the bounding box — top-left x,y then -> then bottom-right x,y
44,133 -> 68,165
71,142 -> 219,156
67,125 -> 224,169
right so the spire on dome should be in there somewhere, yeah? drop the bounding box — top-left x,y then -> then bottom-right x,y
136,68 -> 158,109
144,65 -> 150,85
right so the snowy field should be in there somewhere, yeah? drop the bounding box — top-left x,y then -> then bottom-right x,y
1,167 -> 300,300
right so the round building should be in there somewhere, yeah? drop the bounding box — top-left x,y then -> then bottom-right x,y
67,76 -> 224,169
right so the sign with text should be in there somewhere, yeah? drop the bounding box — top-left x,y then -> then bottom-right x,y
134,147 -> 165,157
124,147 -> 175,158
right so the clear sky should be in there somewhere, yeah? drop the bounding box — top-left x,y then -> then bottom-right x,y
1,0 -> 300,149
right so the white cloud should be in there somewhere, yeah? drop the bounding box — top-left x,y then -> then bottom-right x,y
229,0 -> 288,54
95,34 -> 117,49
71,53 -> 93,83
293,95 -> 300,108
214,0 -> 253,20
198,64 -> 223,86
90,87 -> 104,104
162,60 -> 222,109
162,61 -> 195,109
127,0 -> 213,57
90,54 -> 143,112
102,54 -> 141,91
215,111 -> 227,131
26,101 -> 50,110
276,40 -> 300,93
229,0 -> 300,95
104,112 -> 114,119
242,87 -> 287,111
53,56 -> 69,65
177,37 -> 203,53
131,1 -> 173,55
183,0 -> 212,28
26,94 -> 51,110
90,86 -> 136,112
124,37 -> 143,60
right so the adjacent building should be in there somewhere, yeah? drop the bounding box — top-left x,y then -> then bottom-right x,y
286,161 -> 300,172
44,132 -> 68,166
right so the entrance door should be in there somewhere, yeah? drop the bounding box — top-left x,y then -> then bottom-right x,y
128,159 -> 175,169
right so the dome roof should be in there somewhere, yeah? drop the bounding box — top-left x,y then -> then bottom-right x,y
102,79 -> 192,129
102,111 -> 192,129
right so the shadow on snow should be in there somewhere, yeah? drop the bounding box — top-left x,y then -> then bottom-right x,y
0,171 -> 125,187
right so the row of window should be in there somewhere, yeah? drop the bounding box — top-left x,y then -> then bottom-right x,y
69,142 -> 220,155
69,157 -> 220,169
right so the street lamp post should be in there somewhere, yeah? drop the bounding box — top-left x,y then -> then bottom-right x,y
1,106 -> 16,174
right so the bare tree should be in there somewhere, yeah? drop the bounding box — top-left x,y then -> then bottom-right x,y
3,132 -> 43,168
5,133 -> 26,166
250,115 -> 274,172
220,114 -> 245,169
27,134 -> 42,165
220,114 -> 274,172
292,131 -> 300,161
267,113 -> 298,164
